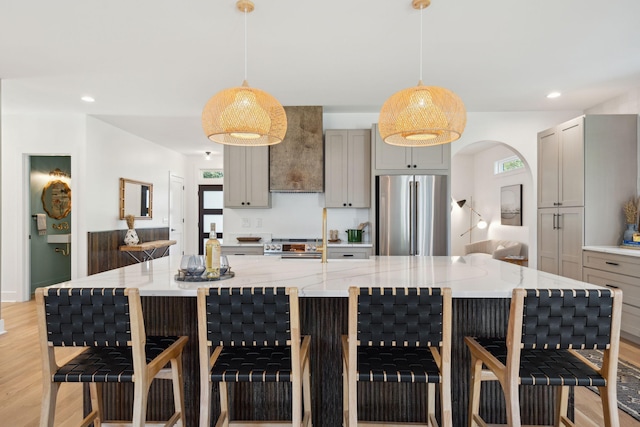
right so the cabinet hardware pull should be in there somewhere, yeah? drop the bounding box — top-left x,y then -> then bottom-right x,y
605,284 -> 619,289
605,261 -> 619,266
343,254 -> 354,257
556,213 -> 562,230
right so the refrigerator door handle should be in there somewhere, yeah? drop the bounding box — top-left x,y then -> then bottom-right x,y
409,181 -> 415,255
413,180 -> 419,255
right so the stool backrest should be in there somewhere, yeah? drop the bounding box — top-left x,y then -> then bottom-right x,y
40,288 -> 134,347
520,288 -> 615,350
202,287 -> 292,346
355,287 -> 446,347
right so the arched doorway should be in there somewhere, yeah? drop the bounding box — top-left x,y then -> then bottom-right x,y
451,141 -> 535,265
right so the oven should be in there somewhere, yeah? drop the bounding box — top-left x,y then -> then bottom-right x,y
263,239 -> 322,259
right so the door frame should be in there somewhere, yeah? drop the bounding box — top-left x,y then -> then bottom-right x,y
169,173 -> 185,256
198,184 -> 223,255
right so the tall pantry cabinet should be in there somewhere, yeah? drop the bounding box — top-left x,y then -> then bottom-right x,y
537,115 -> 638,280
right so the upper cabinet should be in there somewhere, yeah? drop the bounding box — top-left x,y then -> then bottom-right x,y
223,145 -> 270,208
325,129 -> 371,208
537,117 -> 585,208
373,124 -> 450,171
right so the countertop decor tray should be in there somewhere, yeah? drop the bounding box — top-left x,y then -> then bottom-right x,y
175,271 -> 235,282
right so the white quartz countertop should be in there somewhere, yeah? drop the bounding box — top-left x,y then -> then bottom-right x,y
51,254 -> 604,298
583,245 -> 640,257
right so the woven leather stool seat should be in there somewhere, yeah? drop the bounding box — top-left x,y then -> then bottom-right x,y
472,338 -> 606,387
465,288 -> 622,427
53,336 -> 181,383
342,287 -> 452,427
211,345 -> 292,382
36,288 -> 188,427
198,287 -> 311,427
356,346 -> 441,383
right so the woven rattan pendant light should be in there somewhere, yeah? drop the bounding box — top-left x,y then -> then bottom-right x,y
379,0 -> 466,147
202,0 -> 287,146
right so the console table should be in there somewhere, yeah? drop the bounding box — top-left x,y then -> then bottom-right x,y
119,239 -> 176,262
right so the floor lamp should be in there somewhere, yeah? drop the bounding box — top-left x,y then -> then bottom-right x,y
458,198 -> 487,242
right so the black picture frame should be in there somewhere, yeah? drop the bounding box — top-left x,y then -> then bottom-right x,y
501,184 -> 522,226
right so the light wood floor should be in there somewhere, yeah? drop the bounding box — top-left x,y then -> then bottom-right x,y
2,300 -> 640,427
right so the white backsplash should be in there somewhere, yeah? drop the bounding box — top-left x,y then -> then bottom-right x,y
224,193 -> 371,242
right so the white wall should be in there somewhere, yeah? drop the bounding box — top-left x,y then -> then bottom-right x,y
1,114 -> 186,302
452,144 -> 532,257
586,86 -> 640,193
585,87 -> 640,115
2,114 -> 85,301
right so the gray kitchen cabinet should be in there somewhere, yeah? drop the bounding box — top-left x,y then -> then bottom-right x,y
537,117 -> 584,208
325,129 -> 371,208
223,145 -> 270,208
221,246 -> 264,256
373,124 -> 450,171
537,115 -> 637,278
327,246 -> 372,259
583,249 -> 640,344
537,207 -> 583,280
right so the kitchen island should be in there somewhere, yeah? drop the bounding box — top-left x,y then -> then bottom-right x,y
53,255 -> 604,426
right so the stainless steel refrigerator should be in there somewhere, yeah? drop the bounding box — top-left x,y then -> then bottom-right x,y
376,175 -> 448,256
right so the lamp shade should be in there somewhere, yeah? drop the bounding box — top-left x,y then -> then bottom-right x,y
202,80 -> 287,146
379,81 -> 466,147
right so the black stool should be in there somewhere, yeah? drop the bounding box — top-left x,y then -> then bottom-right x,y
465,288 -> 623,427
197,286 -> 312,427
342,286 -> 452,427
36,287 -> 188,426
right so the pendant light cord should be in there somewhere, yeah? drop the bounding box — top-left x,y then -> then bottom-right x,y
244,7 -> 248,81
419,4 -> 423,82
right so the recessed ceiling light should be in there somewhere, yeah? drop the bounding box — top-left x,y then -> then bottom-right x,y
546,92 -> 561,99
81,95 -> 95,103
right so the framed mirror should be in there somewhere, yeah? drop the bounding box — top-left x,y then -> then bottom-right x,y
119,178 -> 153,220
42,180 -> 72,219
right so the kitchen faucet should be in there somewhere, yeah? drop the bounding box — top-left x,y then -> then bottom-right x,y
319,207 -> 327,263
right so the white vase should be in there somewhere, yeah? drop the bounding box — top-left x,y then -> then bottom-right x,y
124,228 -> 139,246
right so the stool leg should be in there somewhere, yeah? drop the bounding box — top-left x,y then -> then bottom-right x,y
342,357 -> 348,427
554,386 -> 569,427
132,381 -> 149,427
200,378 -> 211,427
468,356 -> 483,427
90,383 -> 104,425
598,385 -> 620,427
39,381 -> 60,427
503,379 -> 521,427
219,382 -> 230,427
427,383 -> 436,426
292,375 -> 302,426
302,359 -> 312,426
171,356 -> 186,426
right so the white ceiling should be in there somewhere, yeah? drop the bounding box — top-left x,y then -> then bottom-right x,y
2,0 -> 640,156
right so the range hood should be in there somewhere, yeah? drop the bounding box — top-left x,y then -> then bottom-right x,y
269,106 -> 324,193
